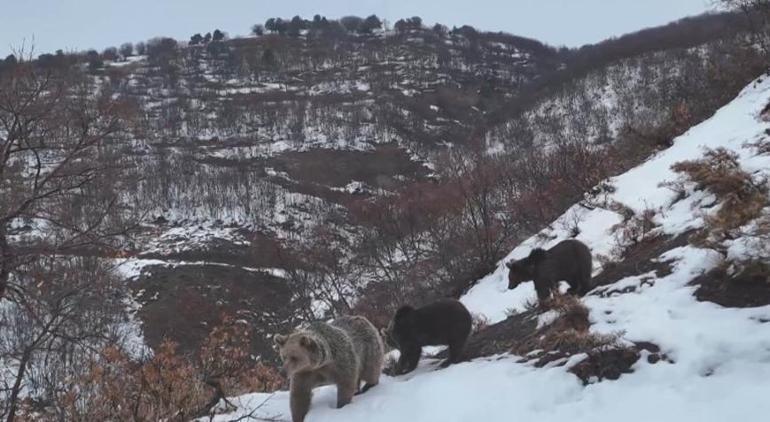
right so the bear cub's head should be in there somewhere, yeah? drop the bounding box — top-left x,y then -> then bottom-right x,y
380,305 -> 416,350
506,248 -> 547,290
274,332 -> 324,376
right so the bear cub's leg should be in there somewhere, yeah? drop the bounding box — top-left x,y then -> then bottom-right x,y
440,336 -> 466,368
396,347 -> 421,375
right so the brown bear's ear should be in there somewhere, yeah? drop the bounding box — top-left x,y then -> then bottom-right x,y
300,335 -> 317,351
274,334 -> 288,347
505,261 -> 514,269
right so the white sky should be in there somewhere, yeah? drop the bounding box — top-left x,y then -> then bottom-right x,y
0,0 -> 713,57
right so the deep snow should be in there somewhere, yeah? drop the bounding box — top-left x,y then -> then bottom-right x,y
208,76 -> 770,422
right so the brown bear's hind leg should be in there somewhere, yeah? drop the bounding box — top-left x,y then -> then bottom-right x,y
357,358 -> 381,394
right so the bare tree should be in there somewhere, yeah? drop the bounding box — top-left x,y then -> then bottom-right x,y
0,55 -> 141,421
0,58 -> 139,299
718,0 -> 770,53
0,257 -> 129,421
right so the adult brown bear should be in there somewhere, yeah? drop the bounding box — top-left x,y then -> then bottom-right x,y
274,315 -> 383,422
506,239 -> 593,302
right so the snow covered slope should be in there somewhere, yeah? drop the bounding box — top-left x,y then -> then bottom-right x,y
208,76 -> 770,422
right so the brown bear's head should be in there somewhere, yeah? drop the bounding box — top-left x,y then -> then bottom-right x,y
274,332 -> 324,376
506,248 -> 546,289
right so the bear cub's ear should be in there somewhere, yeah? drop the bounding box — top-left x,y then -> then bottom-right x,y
274,334 -> 288,347
394,305 -> 415,322
505,260 -> 515,269
529,248 -> 547,262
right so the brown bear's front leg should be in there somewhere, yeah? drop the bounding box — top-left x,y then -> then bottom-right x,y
290,373 -> 314,422
336,377 -> 357,409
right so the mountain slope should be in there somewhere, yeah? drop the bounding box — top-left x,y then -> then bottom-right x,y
207,75 -> 770,422
86,13 -> 766,362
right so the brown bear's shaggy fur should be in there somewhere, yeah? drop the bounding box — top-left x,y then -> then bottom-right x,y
507,238 -> 593,302
274,315 -> 383,422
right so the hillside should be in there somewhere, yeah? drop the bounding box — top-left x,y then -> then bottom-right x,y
104,25 -> 567,359
2,10 -> 770,420
95,12 -> 764,362
208,72 -> 770,422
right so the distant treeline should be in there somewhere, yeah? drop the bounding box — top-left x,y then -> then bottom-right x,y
0,10 -> 753,88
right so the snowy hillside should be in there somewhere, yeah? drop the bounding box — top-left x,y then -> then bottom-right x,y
207,76 -> 770,421
77,13 -> 762,366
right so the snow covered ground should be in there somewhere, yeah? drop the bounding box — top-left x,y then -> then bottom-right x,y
208,77 -> 770,421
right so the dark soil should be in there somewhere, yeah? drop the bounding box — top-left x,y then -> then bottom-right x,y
590,232 -> 692,291
138,231 -> 283,269
269,144 -> 430,191
692,265 -> 770,307
132,263 -> 296,363
568,348 -> 640,384
459,309 -> 539,360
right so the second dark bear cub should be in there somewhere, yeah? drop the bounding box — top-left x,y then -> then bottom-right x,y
382,298 -> 472,375
506,238 -> 593,302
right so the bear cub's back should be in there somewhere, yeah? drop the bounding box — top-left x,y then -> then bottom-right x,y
411,299 -> 472,345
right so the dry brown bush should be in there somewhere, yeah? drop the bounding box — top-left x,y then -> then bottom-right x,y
671,147 -> 768,238
746,136 -> 770,155
57,318 -> 284,421
733,259 -> 770,284
611,206 -> 659,257
515,295 -> 622,357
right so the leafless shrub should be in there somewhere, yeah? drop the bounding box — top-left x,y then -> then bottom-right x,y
610,206 -> 659,257
746,137 -> 770,155
0,257 -> 130,421
56,318 -> 284,421
515,295 -> 622,358
0,56 -> 142,422
0,58 -> 140,300
671,147 -> 768,240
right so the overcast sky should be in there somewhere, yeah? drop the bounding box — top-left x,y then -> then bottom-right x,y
1,0 -> 713,57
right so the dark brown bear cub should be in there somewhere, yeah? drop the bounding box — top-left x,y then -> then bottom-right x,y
506,238 -> 592,302
382,298 -> 472,375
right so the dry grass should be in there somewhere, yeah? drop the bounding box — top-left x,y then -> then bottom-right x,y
536,330 -> 624,356
746,138 -> 770,156
544,294 -> 591,332
612,207 -> 658,250
55,319 -> 285,421
732,260 -> 770,285
514,295 -> 622,357
671,147 -> 768,240
471,312 -> 490,334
